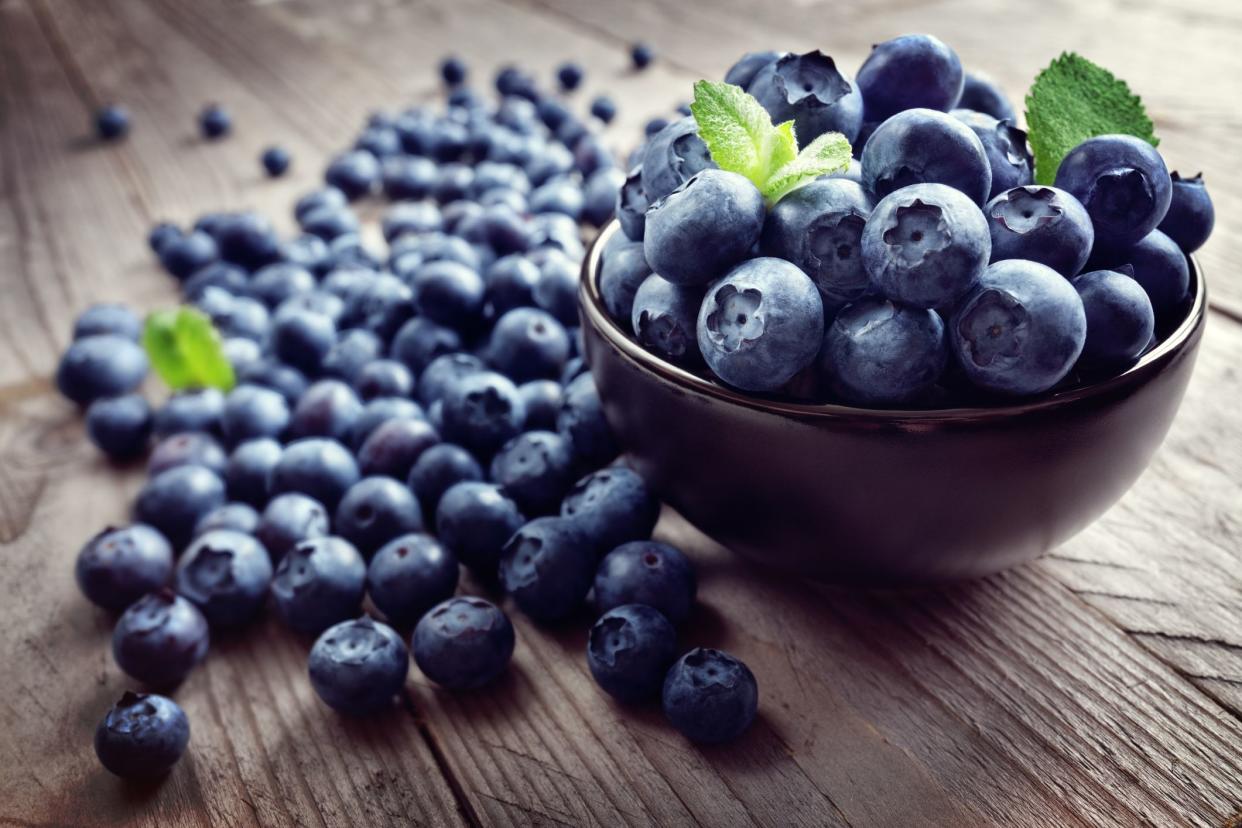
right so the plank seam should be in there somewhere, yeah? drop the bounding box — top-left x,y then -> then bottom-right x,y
399,691 -> 484,828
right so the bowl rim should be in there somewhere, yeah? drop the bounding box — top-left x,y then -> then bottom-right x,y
579,220 -> 1208,423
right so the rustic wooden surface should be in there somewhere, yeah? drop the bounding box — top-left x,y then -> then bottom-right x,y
1,0 -> 1240,825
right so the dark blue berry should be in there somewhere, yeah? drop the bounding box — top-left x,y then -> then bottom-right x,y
134,465 -> 226,550
75,524 -> 173,611
588,604 -> 677,703
261,145 -> 291,176
56,335 -> 148,406
176,529 -> 272,626
270,437 -> 360,511
662,648 -> 758,744
199,104 -> 232,139
412,597 -> 514,689
271,536 -> 367,633
308,617 -> 409,715
112,589 -> 209,687
95,692 -> 189,778
86,394 -> 153,460
367,534 -> 459,627
500,516 -> 593,622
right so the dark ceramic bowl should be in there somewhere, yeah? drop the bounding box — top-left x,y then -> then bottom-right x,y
579,222 -> 1207,583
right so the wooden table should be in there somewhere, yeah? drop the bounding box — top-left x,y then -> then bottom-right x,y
2,0 -> 1240,825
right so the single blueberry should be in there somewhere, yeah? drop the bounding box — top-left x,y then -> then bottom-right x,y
308,617 -> 409,715
334,476 -> 424,558
176,529 -> 273,626
413,597 -> 515,689
199,104 -> 231,139
1054,134 -> 1172,249
221,384 -> 291,447
289,380 -> 363,444
588,604 -> 678,703
95,692 -> 190,778
951,109 -> 1033,200
957,71 -> 1016,122
75,524 -> 173,611
861,108 -> 992,205
616,166 -> 649,242
950,259 -> 1087,395
855,34 -> 963,121
417,353 -> 485,407
134,464 -> 226,550
349,397 -> 425,450
261,145 -> 291,177
861,182 -> 990,308
1073,269 -> 1156,371
257,492 -> 329,561
270,437 -> 360,511
357,417 -> 440,481
95,105 -> 131,141
225,438 -> 283,507
440,55 -> 468,85
640,117 -> 717,203
271,536 -> 367,634
321,329 -> 385,384
556,61 -> 584,92
271,308 -> 337,375
325,150 -> 381,200
517,380 -> 563,432
56,335 -> 149,406
1158,172 -> 1215,254
631,42 -> 655,70
112,589 -> 209,687
630,274 -> 704,368
409,444 -> 485,518
160,230 -> 219,280
248,263 -> 316,308
662,648 -> 758,744
73,303 -> 141,341
1089,229 -> 1190,331
193,502 -> 260,538
86,394 -> 153,460
435,481 -> 526,579
440,370 -> 526,458
985,185 -> 1094,277
594,540 -> 695,624
599,239 -> 653,323
749,50 -> 863,143
561,466 -> 659,555
821,298 -> 948,406
367,534 -> 459,627
490,430 -> 577,517
723,50 -> 786,91
533,251 -> 581,327
353,359 -> 414,401
391,317 -> 464,377
500,516 -> 594,623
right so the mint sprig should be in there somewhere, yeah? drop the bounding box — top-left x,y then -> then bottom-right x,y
690,80 -> 850,204
142,307 -> 235,391
1025,52 -> 1158,185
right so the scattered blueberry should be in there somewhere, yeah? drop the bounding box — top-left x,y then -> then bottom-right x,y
176,529 -> 273,626
193,502 -> 260,537
500,516 -> 594,622
74,303 -> 141,341
256,492 -> 330,561
134,464 -> 227,550
87,394 -> 153,460
435,481 -> 525,578
199,104 -> 232,139
56,335 -> 149,407
662,648 -> 758,744
271,536 -> 368,634
561,466 -> 659,554
1158,172 -> 1214,254
367,534 -> 459,627
408,444 -> 485,517
557,373 -> 618,467
112,589 -> 209,687
308,617 -> 409,715
262,145 -> 291,177
631,42 -> 655,70
588,604 -> 677,703
75,524 -> 173,612
556,61 -> 584,92
334,476 -> 424,557
95,105 -> 131,141
225,437 -> 283,506
95,692 -> 190,778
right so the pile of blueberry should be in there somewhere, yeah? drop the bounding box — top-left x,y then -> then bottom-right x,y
66,52 -> 759,781
603,35 -> 1215,405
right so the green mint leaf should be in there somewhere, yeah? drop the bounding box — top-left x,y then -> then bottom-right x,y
142,307 -> 235,391
1025,52 -> 1158,185
689,80 -> 797,189
761,131 -> 852,204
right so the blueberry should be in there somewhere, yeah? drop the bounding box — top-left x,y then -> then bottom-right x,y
749,50 -> 864,143
862,182 -> 990,308
160,230 -> 219,280
645,170 -> 765,287
222,337 -> 262,373
951,109 -> 1033,200
222,384 -> 290,447
630,42 -> 655,70
75,524 -> 173,611
200,293 -> 271,341
588,604 -> 677,703
308,617 -> 409,715
271,536 -> 367,634
644,117 -> 670,138
561,465 -> 657,551
528,177 -> 584,221
86,394 -> 153,460
383,201 -> 444,243
261,145 -> 291,177
1089,229 -> 1190,331
271,308 -> 336,374
640,117 -> 717,203
95,104 -> 130,140
630,274 -> 704,367
482,255 -> 540,320
556,373 -> 617,466
616,167 -> 649,242
56,335 -> 148,406
861,108 -> 992,205
355,125 -> 402,159
334,476 -> 424,558
199,103 -> 231,138
595,538 -> 693,619
951,259 -> 1087,395
193,502 -> 260,537
249,263 -> 316,308
113,590 -> 209,687
485,308 -> 571,384
216,212 -> 281,270
556,61 -> 584,92
134,464 -> 226,550
696,257 -> 824,392
495,65 -> 537,99
489,431 -> 577,517
176,529 -> 272,626
500,516 -> 593,622
822,298 -> 948,405
723,50 -> 786,90
589,95 -> 617,125
957,71 -> 1016,122
367,534 -> 459,627
417,353 -> 485,406
432,162 -> 475,203
356,417 -> 439,481
599,239 -> 653,323
985,185 -> 1094,277
325,150 -> 381,200
271,438 -> 360,511
1072,269 -> 1156,370
411,261 -> 486,330
225,438 -> 283,506
440,371 -> 525,458
391,318 -> 463,377
409,444 -> 485,517
471,162 -> 532,198
760,178 -> 873,311
148,222 -> 182,255
301,205 -> 360,241
662,648 -> 758,744
257,492 -> 329,561
290,380 -> 363,443
440,55 -> 468,86
321,329 -> 384,384
856,34 -> 963,121
73,303 -> 141,341
349,398 -> 424,452
533,252 -> 581,327
95,692 -> 189,778
294,187 -> 348,223
341,274 -> 417,342
517,380 -> 563,432
351,359 -> 413,402
412,597 -> 514,689
382,156 -> 439,201
1158,171 -> 1215,254
435,482 -> 524,579
1054,134 -> 1172,249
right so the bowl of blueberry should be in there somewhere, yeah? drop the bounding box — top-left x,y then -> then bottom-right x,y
584,37 -> 1212,582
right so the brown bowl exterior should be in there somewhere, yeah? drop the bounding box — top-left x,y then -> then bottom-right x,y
580,223 -> 1207,583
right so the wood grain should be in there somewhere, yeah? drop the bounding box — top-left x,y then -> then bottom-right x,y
1,0 -> 1240,826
